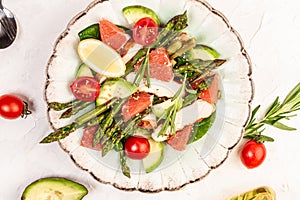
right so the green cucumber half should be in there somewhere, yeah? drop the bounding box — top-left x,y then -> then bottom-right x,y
21,177 -> 88,200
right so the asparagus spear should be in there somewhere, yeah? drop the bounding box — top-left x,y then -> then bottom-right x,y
48,99 -> 82,111
150,11 -> 188,48
100,119 -> 124,145
92,98 -> 126,146
40,122 -> 78,143
174,59 -> 226,82
60,101 -> 93,119
170,38 -> 196,60
40,99 -> 117,143
120,150 -> 131,178
75,99 -> 117,126
124,48 -> 148,75
101,109 -> 150,157
187,59 -> 226,83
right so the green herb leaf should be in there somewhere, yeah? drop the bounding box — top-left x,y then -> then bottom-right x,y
244,82 -> 300,143
78,23 -> 100,41
271,121 -> 297,131
188,111 -> 216,144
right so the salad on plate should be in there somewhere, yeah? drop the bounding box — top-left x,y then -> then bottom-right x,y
42,5 -> 226,178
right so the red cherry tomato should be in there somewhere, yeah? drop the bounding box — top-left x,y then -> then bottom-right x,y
240,140 -> 267,169
70,76 -> 100,102
124,136 -> 150,160
133,17 -> 158,46
0,94 -> 30,119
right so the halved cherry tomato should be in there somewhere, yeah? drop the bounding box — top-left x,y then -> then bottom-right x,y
124,136 -> 150,160
70,76 -> 100,102
133,17 -> 158,46
0,94 -> 31,119
240,140 -> 267,169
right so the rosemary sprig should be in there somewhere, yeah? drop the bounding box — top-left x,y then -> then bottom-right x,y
133,48 -> 151,87
157,74 -> 187,136
244,82 -> 300,143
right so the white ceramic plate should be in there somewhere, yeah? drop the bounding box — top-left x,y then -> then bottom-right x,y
45,0 -> 253,192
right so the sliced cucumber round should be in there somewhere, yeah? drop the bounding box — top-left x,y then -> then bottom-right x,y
75,63 -> 94,78
143,139 -> 164,173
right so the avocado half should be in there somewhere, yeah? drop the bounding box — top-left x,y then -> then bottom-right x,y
21,177 -> 88,200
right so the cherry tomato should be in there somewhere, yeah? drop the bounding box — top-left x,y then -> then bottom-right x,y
70,76 -> 100,102
133,17 -> 158,46
240,140 -> 267,169
0,94 -> 31,119
124,136 -> 150,160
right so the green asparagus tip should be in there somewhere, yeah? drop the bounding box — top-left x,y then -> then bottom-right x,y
215,59 -> 226,66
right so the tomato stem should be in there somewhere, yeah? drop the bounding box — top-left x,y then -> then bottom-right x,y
21,101 -> 32,118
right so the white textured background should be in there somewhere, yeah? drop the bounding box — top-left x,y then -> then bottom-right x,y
0,0 -> 300,199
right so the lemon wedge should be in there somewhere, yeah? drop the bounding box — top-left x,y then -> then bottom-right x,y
78,39 -> 126,77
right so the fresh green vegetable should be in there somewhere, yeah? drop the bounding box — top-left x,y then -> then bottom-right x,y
21,177 -> 88,200
151,11 -> 188,48
120,148 -> 131,178
244,82 -> 300,143
133,48 -> 150,87
101,109 -> 151,157
93,99 -> 125,146
122,5 -> 160,26
41,99 -> 117,143
184,44 -> 220,60
188,111 -> 216,144
142,139 -> 164,173
152,99 -> 175,118
48,99 -> 82,111
60,101 -> 93,119
75,63 -> 94,78
96,78 -> 137,106
182,92 -> 199,107
40,122 -> 78,143
100,119 -> 124,144
185,59 -> 226,83
78,23 -> 100,41
75,98 -> 117,126
157,75 -> 186,136
170,38 -> 196,60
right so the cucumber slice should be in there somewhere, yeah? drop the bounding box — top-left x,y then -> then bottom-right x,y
185,44 -> 220,60
21,177 -> 88,200
143,139 -> 164,173
75,63 -> 94,78
122,5 -> 160,26
96,78 -> 137,106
